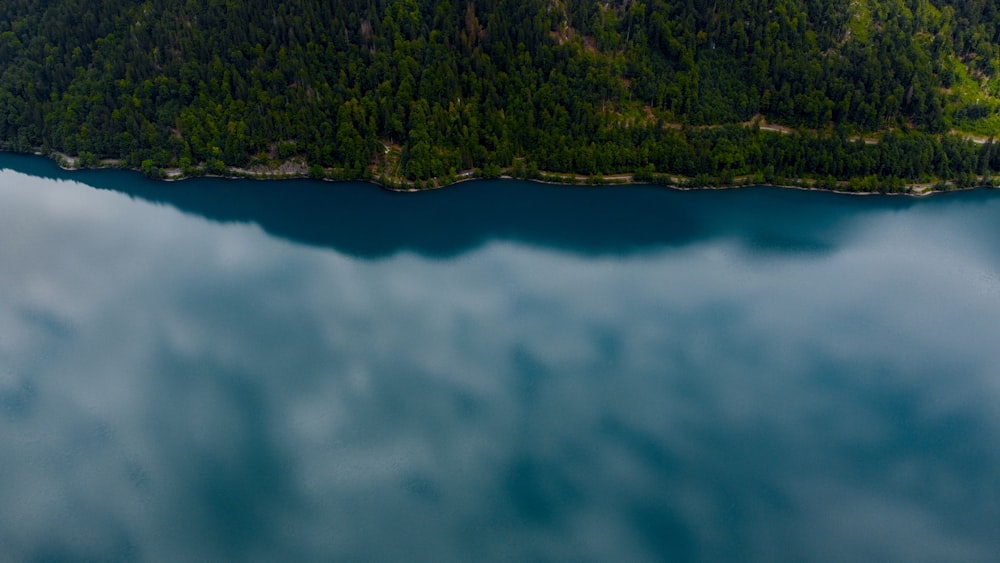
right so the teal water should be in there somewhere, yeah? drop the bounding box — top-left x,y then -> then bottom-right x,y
1,153 -> 998,562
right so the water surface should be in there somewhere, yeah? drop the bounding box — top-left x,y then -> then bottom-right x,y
1,154 -> 998,562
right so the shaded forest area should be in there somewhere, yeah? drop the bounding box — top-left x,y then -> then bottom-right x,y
2,0 -> 1000,189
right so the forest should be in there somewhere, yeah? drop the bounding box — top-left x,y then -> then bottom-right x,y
2,0 -> 1000,191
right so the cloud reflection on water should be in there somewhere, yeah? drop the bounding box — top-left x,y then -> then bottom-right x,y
0,165 -> 999,561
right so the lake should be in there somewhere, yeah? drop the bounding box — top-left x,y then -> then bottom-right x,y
1,153 -> 998,562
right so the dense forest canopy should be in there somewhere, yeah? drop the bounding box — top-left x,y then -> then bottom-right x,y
2,0 -> 1000,189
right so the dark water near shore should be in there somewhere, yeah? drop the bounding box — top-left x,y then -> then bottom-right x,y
1,153 -> 998,562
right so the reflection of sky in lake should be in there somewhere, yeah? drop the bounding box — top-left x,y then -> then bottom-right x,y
1,163 -> 999,562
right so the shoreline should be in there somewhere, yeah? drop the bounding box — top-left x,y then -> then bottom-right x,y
27,149 -> 997,198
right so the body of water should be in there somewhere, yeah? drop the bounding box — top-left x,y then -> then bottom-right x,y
1,154 -> 998,561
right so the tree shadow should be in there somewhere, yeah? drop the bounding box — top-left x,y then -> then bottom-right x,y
0,153 -> 956,260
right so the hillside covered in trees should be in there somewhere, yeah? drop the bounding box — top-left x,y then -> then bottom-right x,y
2,0 -> 1000,190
